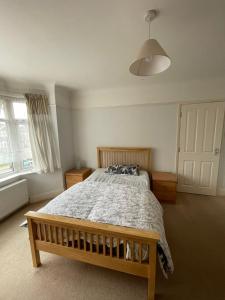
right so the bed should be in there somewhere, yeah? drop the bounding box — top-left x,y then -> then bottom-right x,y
25,147 -> 173,300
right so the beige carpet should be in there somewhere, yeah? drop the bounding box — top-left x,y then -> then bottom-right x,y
0,193 -> 225,300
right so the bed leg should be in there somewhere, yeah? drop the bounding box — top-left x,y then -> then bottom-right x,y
148,242 -> 157,300
31,248 -> 41,268
27,218 -> 41,267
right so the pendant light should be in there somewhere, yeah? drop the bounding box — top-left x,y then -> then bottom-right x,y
129,9 -> 171,76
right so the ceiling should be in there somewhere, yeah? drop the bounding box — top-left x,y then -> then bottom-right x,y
0,0 -> 225,91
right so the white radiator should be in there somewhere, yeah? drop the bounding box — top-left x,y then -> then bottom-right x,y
0,179 -> 29,220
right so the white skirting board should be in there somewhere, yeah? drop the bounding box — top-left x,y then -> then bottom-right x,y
0,179 -> 28,220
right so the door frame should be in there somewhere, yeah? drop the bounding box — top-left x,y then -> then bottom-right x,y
175,103 -> 182,175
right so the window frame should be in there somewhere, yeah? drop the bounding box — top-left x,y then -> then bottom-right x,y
0,97 -> 33,179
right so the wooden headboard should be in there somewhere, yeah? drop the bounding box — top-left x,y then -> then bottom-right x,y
97,147 -> 151,172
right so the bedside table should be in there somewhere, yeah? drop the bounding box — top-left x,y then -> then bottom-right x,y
152,171 -> 177,203
65,168 -> 92,189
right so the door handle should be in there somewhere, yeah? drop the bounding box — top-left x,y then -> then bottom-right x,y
214,148 -> 220,155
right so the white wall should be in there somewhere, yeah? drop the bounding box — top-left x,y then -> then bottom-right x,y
72,77 -> 225,110
22,171 -> 63,202
55,86 -> 75,174
0,170 -> 63,203
73,103 -> 178,172
72,86 -> 225,195
1,78 -> 224,199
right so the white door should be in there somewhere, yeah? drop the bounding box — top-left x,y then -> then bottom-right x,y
178,102 -> 225,196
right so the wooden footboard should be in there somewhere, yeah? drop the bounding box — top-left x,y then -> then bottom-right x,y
25,211 -> 160,300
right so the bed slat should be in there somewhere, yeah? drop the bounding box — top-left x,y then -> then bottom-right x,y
78,231 -> 80,249
54,227 -> 58,244
49,225 -> 53,243
96,234 -> 99,253
110,237 -> 113,257
90,234 -> 93,252
60,228 -> 63,245
84,232 -> 87,251
124,239 -> 127,260
103,236 -> 106,255
43,224 -> 47,242
139,242 -> 142,263
71,230 -> 74,248
131,240 -> 134,261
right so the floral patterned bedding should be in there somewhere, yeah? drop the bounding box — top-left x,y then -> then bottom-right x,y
38,169 -> 174,277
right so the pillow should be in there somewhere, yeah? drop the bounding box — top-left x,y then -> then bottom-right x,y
105,164 -> 139,176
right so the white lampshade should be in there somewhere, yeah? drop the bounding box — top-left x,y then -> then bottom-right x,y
129,39 -> 171,76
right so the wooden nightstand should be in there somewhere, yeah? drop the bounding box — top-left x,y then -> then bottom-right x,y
152,171 -> 177,203
65,168 -> 92,189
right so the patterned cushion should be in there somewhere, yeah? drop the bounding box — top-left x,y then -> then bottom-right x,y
105,164 -> 140,176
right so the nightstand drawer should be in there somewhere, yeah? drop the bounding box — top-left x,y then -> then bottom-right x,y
151,171 -> 177,203
65,168 -> 92,189
153,190 -> 176,203
153,181 -> 176,192
66,176 -> 83,188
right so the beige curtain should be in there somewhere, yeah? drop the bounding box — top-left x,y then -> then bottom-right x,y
25,93 -> 60,173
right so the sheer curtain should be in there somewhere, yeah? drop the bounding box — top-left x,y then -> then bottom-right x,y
25,93 -> 60,173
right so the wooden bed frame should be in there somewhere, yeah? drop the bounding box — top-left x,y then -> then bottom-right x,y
25,147 -> 159,300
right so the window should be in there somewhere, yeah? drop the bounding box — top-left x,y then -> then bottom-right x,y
0,98 -> 33,177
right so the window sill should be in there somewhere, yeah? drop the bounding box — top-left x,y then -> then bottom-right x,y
0,170 -> 36,186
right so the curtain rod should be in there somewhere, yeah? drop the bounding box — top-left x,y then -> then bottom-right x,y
0,94 -> 25,100
0,90 -> 48,99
